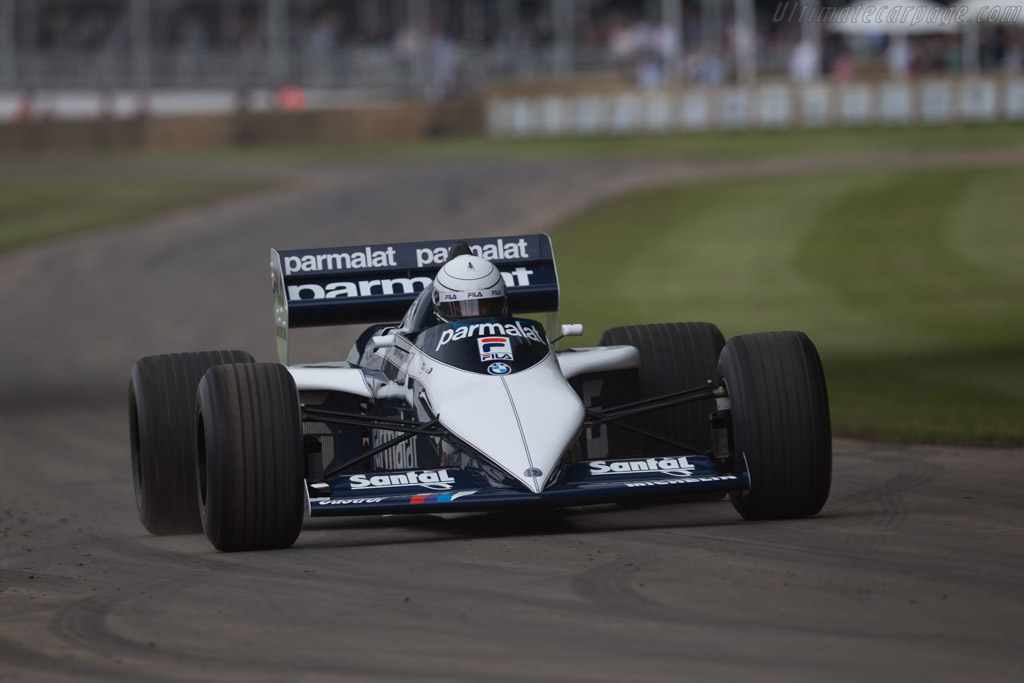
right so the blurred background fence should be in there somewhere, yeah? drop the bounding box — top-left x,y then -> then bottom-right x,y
1,1 -> 1022,139
488,77 -> 1024,136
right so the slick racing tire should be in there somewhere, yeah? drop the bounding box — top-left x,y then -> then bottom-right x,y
196,362 -> 305,552
599,322 -> 725,456
129,350 -> 254,535
717,331 -> 832,520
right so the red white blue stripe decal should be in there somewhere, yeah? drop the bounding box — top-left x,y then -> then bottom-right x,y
410,491 -> 475,504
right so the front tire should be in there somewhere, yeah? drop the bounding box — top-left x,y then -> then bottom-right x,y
129,350 -> 254,535
599,322 -> 725,455
196,362 -> 305,552
718,331 -> 831,520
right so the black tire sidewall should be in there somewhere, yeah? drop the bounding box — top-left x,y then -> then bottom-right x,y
718,332 -> 831,520
196,362 -> 305,552
128,350 -> 254,536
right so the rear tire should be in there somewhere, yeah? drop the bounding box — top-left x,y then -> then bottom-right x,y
129,350 -> 254,535
718,331 -> 831,520
196,362 -> 305,551
598,322 -> 725,455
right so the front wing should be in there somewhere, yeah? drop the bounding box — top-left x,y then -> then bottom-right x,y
306,456 -> 748,518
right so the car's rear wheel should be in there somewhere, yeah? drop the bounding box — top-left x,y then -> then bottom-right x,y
196,362 -> 305,551
598,322 -> 725,456
717,331 -> 831,520
129,350 -> 254,535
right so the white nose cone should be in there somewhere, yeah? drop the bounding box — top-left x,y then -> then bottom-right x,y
499,356 -> 584,491
423,354 -> 584,493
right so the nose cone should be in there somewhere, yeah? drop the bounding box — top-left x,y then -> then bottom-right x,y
500,358 -> 584,491
424,354 -> 584,492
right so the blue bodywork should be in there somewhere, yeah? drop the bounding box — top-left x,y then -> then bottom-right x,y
308,455 -> 748,517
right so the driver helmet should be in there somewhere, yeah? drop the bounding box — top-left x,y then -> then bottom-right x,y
432,253 -> 507,322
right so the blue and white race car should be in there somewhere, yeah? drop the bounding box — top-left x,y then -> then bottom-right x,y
129,234 -> 831,551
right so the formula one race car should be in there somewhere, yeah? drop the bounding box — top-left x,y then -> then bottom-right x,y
129,234 -> 831,552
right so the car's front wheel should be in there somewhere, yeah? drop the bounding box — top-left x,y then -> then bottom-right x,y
196,362 -> 305,551
717,331 -> 832,520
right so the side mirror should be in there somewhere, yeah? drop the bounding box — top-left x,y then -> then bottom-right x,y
551,324 -> 584,345
370,334 -> 396,350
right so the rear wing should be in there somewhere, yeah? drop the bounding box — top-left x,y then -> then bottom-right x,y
271,234 -> 559,365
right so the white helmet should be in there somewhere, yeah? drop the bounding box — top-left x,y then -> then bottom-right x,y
432,254 -> 507,322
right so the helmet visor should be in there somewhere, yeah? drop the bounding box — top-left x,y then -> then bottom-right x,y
437,296 -> 506,320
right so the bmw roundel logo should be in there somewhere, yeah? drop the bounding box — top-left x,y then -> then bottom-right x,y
487,362 -> 512,376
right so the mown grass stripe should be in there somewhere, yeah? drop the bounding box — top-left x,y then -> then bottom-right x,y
552,167 -> 1024,446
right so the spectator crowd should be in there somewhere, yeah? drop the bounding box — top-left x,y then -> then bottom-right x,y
7,0 -> 1024,92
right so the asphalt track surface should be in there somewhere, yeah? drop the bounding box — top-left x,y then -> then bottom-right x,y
1,151 -> 1022,682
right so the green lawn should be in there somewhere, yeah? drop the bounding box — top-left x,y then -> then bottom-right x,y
550,167 -> 1024,447
5,124 -> 1024,256
0,175 -> 270,252
193,122 -> 1024,163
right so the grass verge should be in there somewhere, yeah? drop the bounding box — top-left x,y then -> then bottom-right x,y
180,122 -> 1024,163
550,166 -> 1024,447
5,124 -> 1024,254
0,175 -> 272,253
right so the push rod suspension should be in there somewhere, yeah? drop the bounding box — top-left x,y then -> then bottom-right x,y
320,416 -> 446,480
588,386 -> 717,424
303,406 -> 434,434
584,409 -> 705,454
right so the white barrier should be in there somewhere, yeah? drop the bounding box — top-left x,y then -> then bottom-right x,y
680,93 -> 710,132
487,78 -> 1024,138
962,81 -> 998,122
800,86 -> 830,128
0,88 -> 354,122
921,81 -> 955,124
1008,81 -> 1024,121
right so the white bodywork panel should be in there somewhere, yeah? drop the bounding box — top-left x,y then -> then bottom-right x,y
500,355 -> 586,490
288,341 -> 639,492
556,345 -> 639,380
287,365 -> 373,398
408,351 -> 584,493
